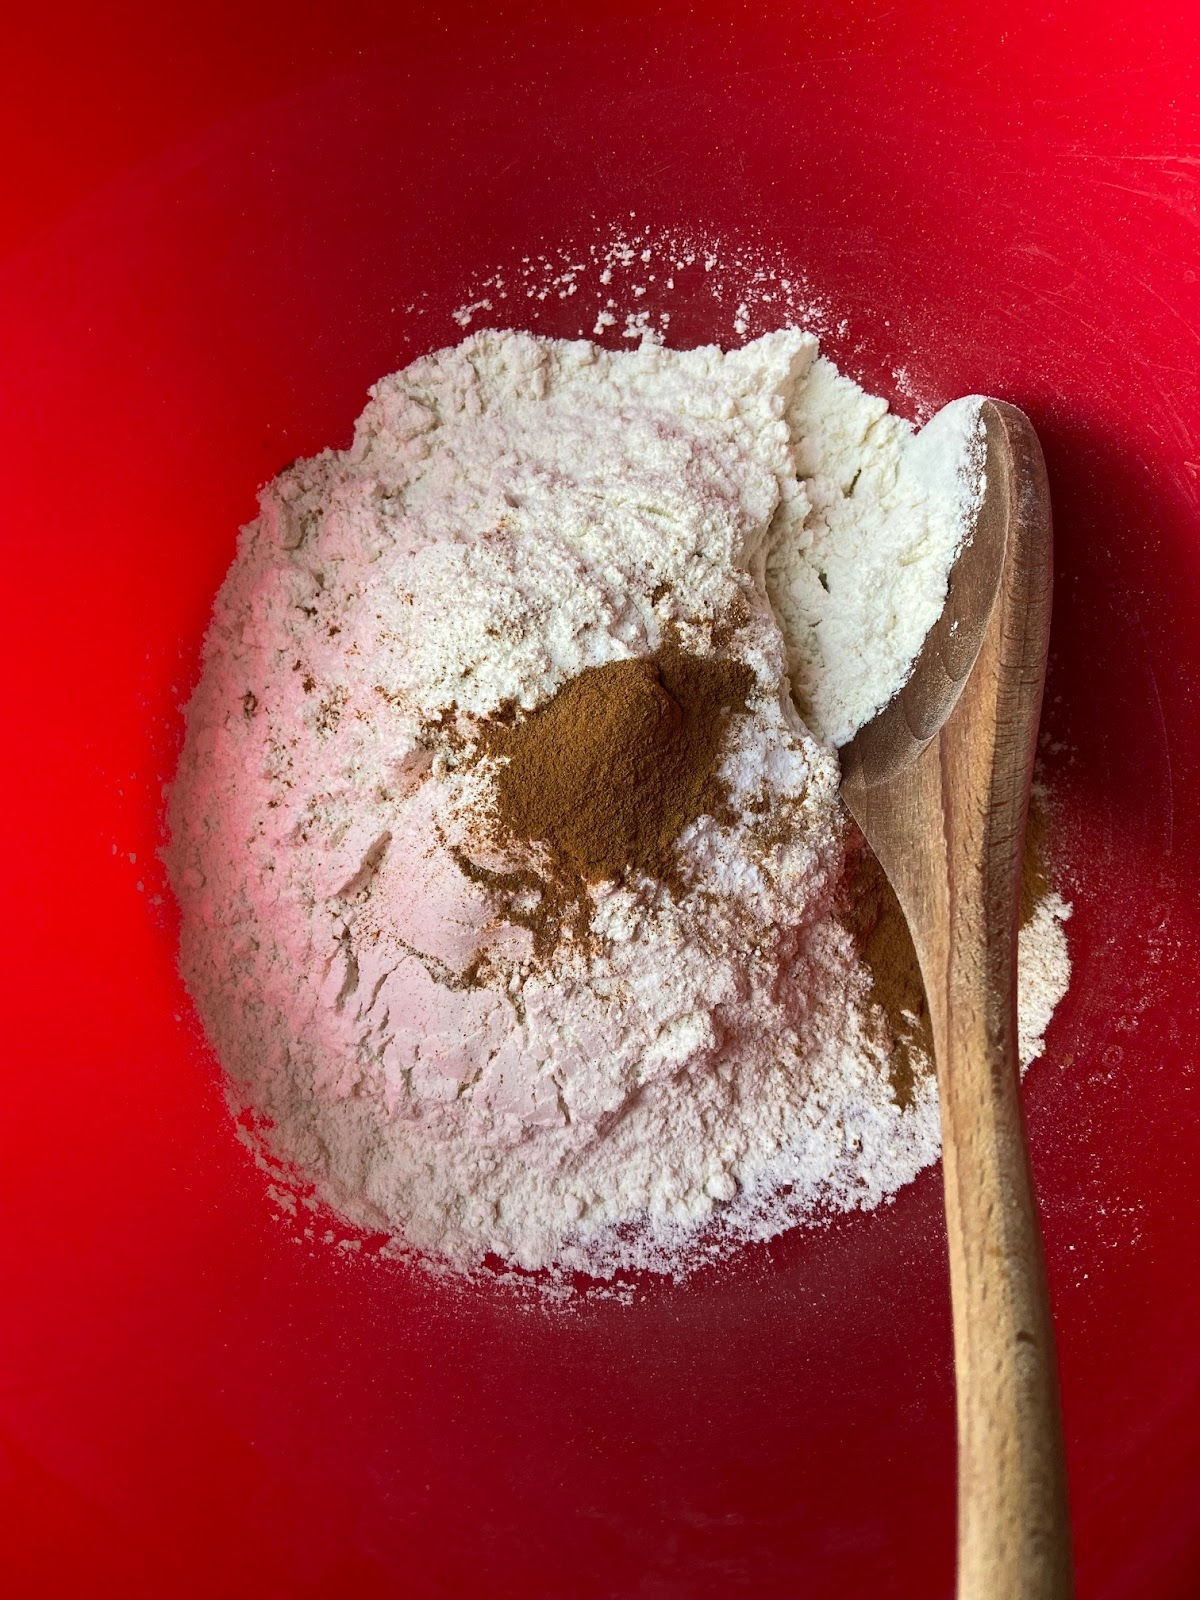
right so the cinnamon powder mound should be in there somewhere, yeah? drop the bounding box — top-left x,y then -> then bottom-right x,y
477,633 -> 755,899
845,792 -> 1055,1109
841,846 -> 930,1110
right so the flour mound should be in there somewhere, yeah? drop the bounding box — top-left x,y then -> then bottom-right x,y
166,328 -> 1067,1282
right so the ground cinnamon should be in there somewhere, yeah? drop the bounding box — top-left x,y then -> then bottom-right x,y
472,632 -> 755,934
841,844 -> 930,1109
844,793 -> 1053,1108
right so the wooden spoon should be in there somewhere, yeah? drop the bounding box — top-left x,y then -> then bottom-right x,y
840,401 -> 1072,1599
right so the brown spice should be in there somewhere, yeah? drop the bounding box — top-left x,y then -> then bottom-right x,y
710,592 -> 751,650
468,632 -> 755,944
844,791 -> 1054,1109
841,843 -> 930,1109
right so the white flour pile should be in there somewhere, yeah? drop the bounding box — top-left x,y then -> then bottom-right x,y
167,326 -> 1071,1282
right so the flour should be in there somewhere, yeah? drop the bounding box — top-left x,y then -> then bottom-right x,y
766,364 -> 989,746
166,326 -> 1070,1283
434,222 -> 846,351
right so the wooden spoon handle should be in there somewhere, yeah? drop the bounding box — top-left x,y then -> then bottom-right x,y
934,857 -> 1073,1600
910,411 -> 1071,1598
926,654 -> 1072,1597
844,403 -> 1071,1596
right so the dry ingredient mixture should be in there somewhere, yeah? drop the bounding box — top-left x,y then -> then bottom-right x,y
167,325 -> 1071,1283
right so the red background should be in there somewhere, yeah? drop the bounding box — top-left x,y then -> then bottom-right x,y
2,4 -> 1198,1596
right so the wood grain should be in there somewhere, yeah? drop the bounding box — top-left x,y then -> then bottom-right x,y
841,401 -> 1072,1599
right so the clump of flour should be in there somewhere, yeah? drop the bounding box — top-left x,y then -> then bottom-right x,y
166,322 -> 1070,1284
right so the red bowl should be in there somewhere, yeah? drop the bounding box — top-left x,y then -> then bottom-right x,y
3,5 -> 1198,1597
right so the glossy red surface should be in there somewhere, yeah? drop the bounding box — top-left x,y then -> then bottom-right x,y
2,5 -> 1199,1596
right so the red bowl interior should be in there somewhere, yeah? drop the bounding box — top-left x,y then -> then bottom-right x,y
3,5 -> 1199,1597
